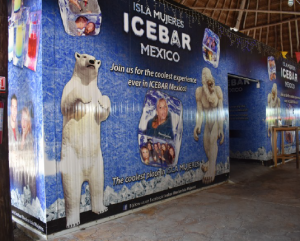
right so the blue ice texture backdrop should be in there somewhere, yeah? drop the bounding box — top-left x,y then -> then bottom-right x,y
8,0 -> 44,221
12,0 -> 300,224
11,0 -> 300,225
42,0 -> 233,216
20,0 -> 300,223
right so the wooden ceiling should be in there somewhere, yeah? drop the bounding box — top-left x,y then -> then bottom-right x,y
172,0 -> 300,62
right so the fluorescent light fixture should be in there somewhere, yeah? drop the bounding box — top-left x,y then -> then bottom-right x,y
230,27 -> 239,32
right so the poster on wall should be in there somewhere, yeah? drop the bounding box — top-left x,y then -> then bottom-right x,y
7,0 -> 44,233
266,57 -> 300,154
138,90 -> 183,168
202,28 -> 220,68
58,0 -> 102,36
268,56 -> 276,81
9,0 -> 41,71
5,0 -> 258,234
8,1 -> 300,235
39,0 -> 230,233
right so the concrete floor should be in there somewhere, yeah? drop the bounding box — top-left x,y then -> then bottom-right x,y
14,159 -> 300,241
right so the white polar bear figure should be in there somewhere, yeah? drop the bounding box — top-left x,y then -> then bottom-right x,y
60,52 -> 110,228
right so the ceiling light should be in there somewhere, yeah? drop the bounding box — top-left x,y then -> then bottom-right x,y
230,27 -> 239,32
288,0 -> 294,7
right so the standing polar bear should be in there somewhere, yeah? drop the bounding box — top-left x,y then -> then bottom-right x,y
60,52 -> 110,228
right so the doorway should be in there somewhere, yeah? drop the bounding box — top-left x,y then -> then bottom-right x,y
228,74 -> 265,174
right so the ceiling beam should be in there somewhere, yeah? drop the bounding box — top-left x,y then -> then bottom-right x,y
253,0 -> 259,39
289,21 -> 293,57
259,27 -> 262,42
218,0 -> 227,22
225,1 -> 234,26
242,0 -> 250,30
212,0 -> 221,19
234,0 -> 246,31
200,0 -> 210,16
266,0 -> 270,45
240,17 -> 300,31
275,25 -> 277,50
190,7 -> 300,15
280,1 -> 283,52
296,20 -> 299,52
294,3 -> 299,52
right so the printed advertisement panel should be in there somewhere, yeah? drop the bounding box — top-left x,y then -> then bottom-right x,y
7,0 -> 299,235
7,0 -> 44,232
42,0 -> 230,233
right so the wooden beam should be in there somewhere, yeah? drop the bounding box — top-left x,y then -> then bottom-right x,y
280,23 -> 283,51
295,3 -> 299,52
259,27 -> 262,42
225,1 -> 234,26
242,0 -> 250,30
255,0 -> 258,26
289,21 -> 293,58
296,21 -> 299,52
234,0 -> 246,31
275,25 -> 277,50
218,0 -> 227,22
190,7 -> 300,15
212,0 -> 221,19
280,0 -> 283,51
201,0 -> 210,16
266,0 -> 270,45
253,0 -> 259,40
240,17 -> 300,31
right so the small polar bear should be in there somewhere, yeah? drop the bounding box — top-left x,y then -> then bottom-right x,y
60,52 -> 110,228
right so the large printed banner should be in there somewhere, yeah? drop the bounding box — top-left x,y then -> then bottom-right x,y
7,0 -> 44,232
10,0 -> 300,235
41,0 -> 229,233
266,57 -> 300,154
46,0 -> 229,233
229,56 -> 300,161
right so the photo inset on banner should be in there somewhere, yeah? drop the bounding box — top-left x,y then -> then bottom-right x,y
9,1 -> 41,71
202,28 -> 220,68
138,90 -> 183,168
58,0 -> 102,36
268,56 -> 276,81
8,95 -> 37,207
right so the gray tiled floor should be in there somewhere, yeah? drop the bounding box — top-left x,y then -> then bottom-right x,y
14,159 -> 300,241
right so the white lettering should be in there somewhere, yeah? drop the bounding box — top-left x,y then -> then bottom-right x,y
132,16 -> 144,37
146,21 -> 157,41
